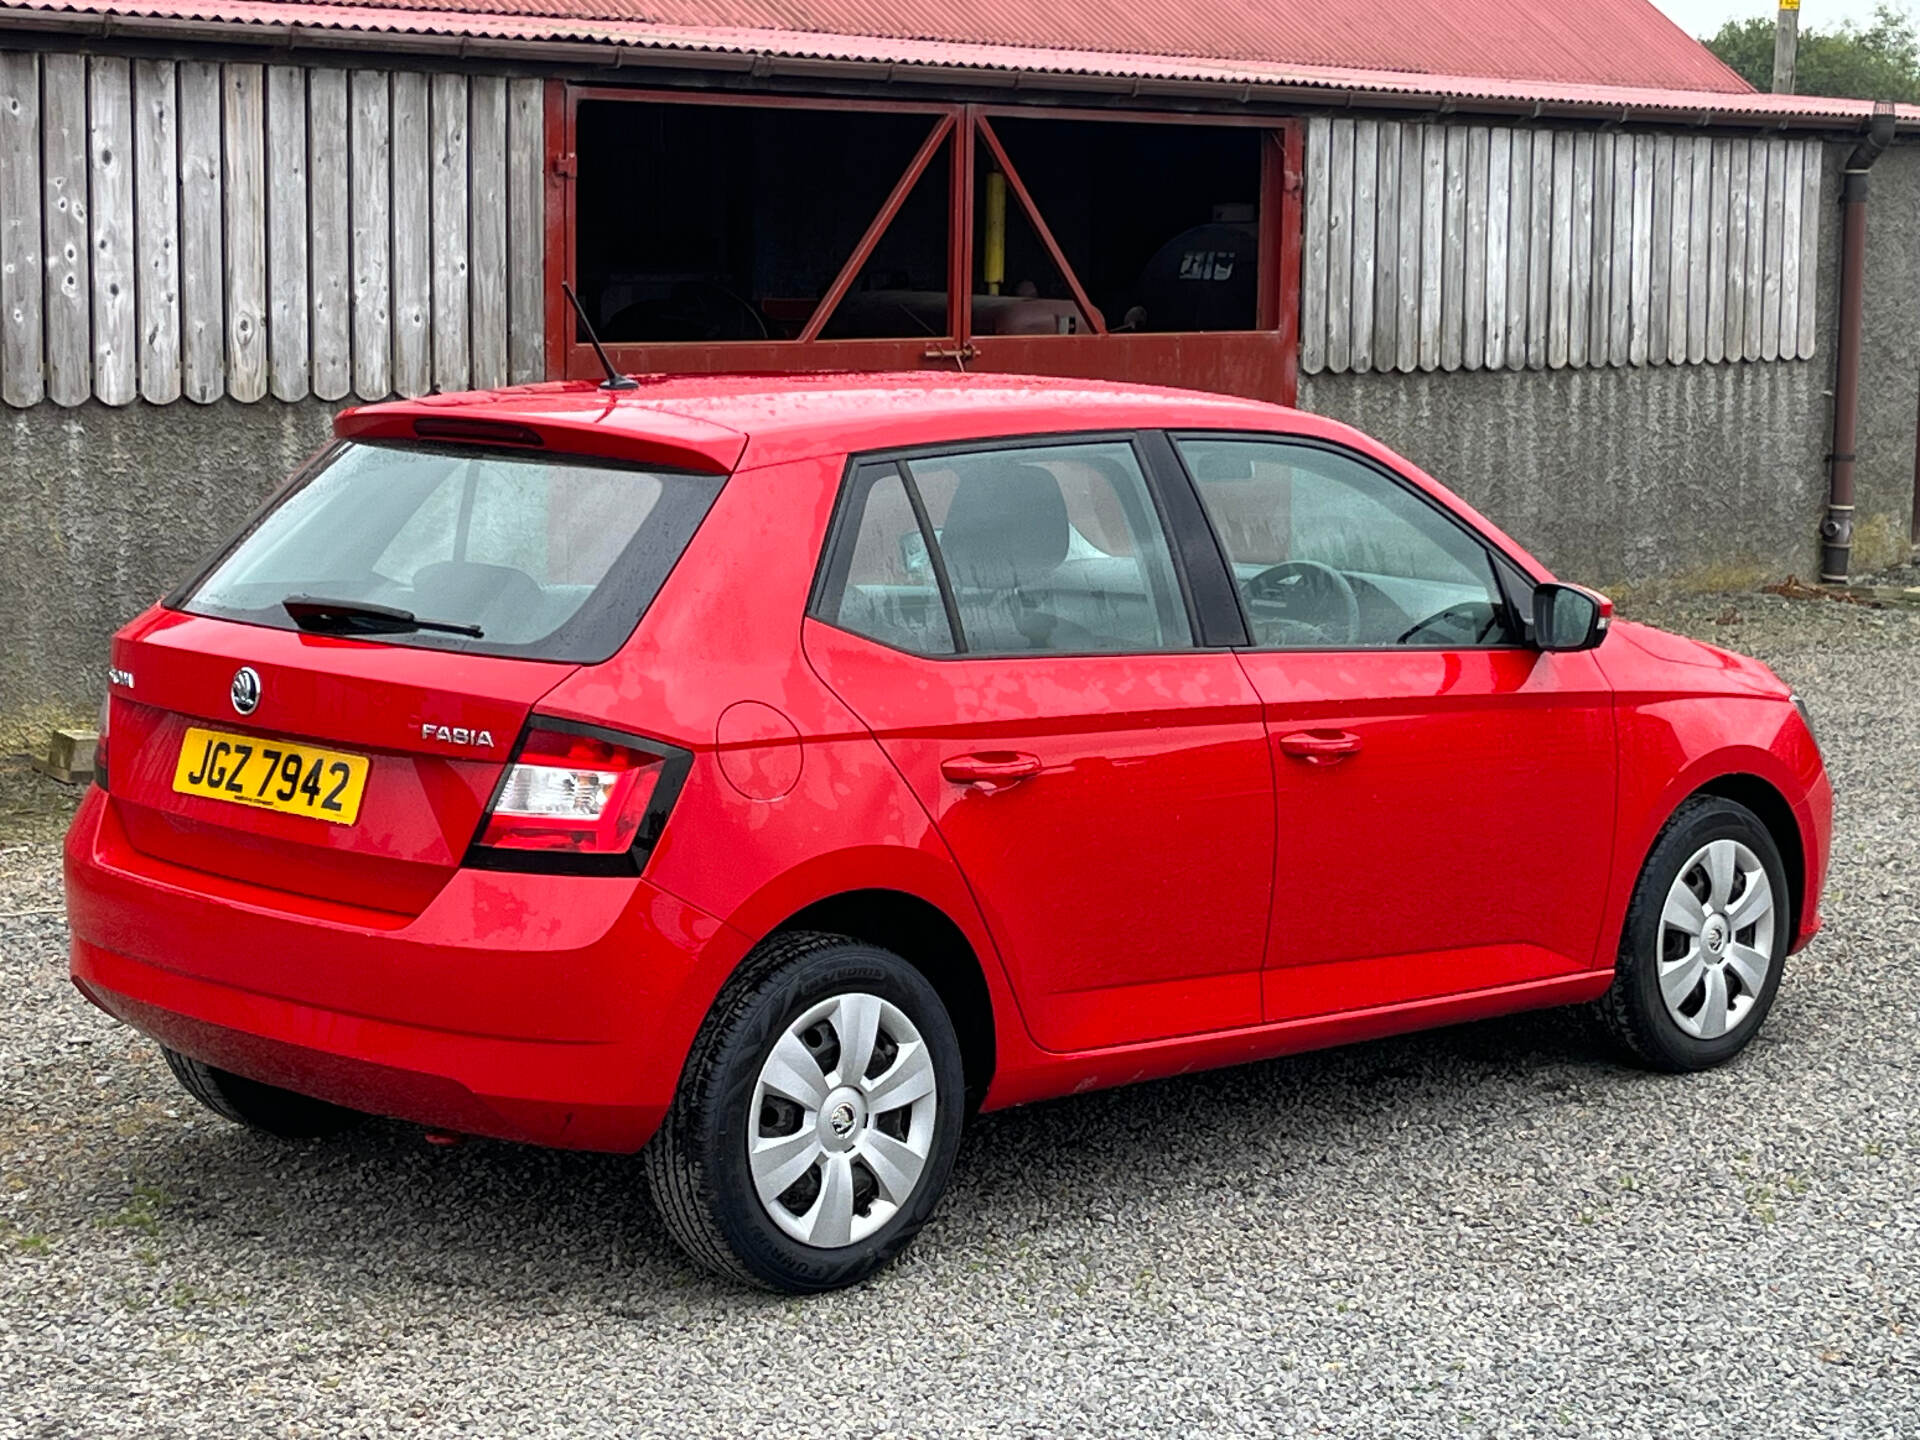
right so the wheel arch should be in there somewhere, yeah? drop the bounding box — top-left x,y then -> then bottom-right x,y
767,888 -> 998,1112
1689,771 -> 1805,942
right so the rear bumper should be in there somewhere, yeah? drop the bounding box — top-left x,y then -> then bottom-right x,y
64,788 -> 745,1152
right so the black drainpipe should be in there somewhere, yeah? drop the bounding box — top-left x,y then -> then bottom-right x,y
1913,340 -> 1920,560
1822,108 -> 1898,584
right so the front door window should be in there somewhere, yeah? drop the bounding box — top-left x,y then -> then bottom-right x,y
1176,437 -> 1520,650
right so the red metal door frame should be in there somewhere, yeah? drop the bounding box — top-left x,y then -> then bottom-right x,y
972,111 -> 1107,335
957,108 -> 1301,406
796,113 -> 956,344
546,83 -> 967,380
544,83 -> 1304,405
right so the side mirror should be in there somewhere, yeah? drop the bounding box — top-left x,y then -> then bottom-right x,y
1532,583 -> 1612,652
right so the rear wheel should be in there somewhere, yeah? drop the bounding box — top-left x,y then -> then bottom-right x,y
644,933 -> 965,1292
1594,796 -> 1791,1072
161,1047 -> 362,1139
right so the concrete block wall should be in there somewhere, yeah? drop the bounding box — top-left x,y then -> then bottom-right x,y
1,397 -> 341,754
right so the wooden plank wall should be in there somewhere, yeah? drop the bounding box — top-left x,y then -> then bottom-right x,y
1301,117 -> 1826,375
0,47 -> 545,408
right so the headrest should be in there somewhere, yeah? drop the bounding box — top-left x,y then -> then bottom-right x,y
937,463 -> 1070,591
409,560 -> 544,623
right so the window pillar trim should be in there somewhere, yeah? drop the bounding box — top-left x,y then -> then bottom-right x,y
896,459 -> 971,654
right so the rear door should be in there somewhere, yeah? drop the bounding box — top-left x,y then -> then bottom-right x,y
1166,433 -> 1618,1021
109,439 -> 724,915
804,438 -> 1274,1053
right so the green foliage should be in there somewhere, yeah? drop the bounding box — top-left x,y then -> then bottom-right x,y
1704,3 -> 1920,103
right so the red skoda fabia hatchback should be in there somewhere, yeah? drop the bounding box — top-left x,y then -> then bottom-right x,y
66,373 -> 1831,1291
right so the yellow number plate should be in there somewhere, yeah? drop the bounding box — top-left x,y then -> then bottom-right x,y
171,726 -> 370,826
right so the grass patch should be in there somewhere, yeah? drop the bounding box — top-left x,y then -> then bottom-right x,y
99,1180 -> 174,1238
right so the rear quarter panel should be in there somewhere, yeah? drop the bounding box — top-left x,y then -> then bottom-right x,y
531,451 -> 1035,1078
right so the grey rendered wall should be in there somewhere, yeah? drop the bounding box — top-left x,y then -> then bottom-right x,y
1303,140 -> 1920,590
1,398 -> 341,754
1852,142 -> 1920,572
1299,358 -> 1834,587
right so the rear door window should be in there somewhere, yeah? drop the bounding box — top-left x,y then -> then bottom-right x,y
818,439 -> 1193,656
817,466 -> 958,656
180,442 -> 725,662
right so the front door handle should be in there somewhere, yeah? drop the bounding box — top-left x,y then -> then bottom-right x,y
941,751 -> 1043,790
1278,729 -> 1363,764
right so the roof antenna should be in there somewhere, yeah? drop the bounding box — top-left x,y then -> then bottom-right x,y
562,281 -> 637,391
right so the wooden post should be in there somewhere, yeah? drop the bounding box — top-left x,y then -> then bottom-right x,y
1773,0 -> 1800,94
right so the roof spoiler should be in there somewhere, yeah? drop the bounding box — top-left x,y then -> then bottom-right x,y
334,402 -> 746,475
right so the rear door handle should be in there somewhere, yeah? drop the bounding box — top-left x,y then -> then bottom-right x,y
941,751 -> 1043,789
1277,729 -> 1363,764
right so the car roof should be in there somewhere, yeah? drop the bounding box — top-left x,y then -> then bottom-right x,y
334,369 -> 1554,583
336,371 -> 1324,472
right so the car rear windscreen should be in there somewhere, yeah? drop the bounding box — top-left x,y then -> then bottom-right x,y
179,441 -> 726,662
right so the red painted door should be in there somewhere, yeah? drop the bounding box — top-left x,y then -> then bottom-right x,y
808,624 -> 1274,1052
1168,434 -> 1618,1021
802,440 -> 1274,1053
1241,648 -> 1617,1019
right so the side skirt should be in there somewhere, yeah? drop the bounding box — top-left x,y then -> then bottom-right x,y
981,969 -> 1615,1111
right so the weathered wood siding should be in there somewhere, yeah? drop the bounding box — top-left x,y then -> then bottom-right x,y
0,47 -> 546,408
1301,117 -> 1825,375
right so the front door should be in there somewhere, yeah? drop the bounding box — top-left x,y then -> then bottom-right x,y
804,439 -> 1275,1053
1169,434 -> 1618,1021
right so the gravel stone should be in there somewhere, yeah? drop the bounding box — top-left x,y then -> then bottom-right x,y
3,589 -> 1917,1437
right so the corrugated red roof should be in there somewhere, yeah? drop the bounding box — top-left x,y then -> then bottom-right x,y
201,0 -> 1757,93
7,0 -> 1916,125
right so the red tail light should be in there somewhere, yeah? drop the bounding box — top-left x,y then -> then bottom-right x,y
469,722 -> 687,872
95,688 -> 111,792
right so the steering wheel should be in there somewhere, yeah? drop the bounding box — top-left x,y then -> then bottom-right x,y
1397,603 -> 1501,647
1244,560 -> 1360,645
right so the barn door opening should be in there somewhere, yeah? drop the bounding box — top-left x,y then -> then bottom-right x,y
956,110 -> 1300,405
551,87 -> 1301,402
557,90 -> 969,377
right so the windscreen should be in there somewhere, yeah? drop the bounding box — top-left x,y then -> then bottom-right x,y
180,442 -> 725,662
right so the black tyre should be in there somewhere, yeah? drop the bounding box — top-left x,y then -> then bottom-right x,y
644,932 -> 966,1293
1594,796 -> 1792,1072
161,1047 -> 363,1139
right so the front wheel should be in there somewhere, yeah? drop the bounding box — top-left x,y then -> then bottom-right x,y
644,933 -> 966,1292
1594,796 -> 1792,1072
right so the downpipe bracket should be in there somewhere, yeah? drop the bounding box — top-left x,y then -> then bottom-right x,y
1820,505 -> 1857,583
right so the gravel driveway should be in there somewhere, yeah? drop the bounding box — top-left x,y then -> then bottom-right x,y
4,589 -> 1917,1438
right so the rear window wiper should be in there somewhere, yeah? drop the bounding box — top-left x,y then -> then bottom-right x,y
282,595 -> 484,638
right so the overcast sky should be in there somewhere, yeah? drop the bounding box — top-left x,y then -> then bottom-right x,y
1650,0 -> 1904,38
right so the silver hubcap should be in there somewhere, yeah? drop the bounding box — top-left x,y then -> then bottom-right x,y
1659,838 -> 1776,1041
748,992 -> 938,1248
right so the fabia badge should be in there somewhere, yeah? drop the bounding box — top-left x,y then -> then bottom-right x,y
230,666 -> 261,716
420,723 -> 495,749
